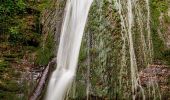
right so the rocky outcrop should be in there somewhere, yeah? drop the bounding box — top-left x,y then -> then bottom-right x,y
41,0 -> 66,37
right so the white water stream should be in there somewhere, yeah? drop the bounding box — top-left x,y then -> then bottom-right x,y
44,0 -> 160,99
45,0 -> 93,100
115,0 -> 154,99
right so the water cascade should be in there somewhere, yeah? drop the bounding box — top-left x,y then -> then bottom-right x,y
115,0 -> 144,99
115,0 -> 160,99
45,0 -> 93,100
45,0 -> 163,99
73,0 -> 161,99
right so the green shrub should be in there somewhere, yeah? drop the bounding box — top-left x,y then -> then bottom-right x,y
9,25 -> 41,46
35,33 -> 55,66
36,47 -> 53,66
16,0 -> 26,11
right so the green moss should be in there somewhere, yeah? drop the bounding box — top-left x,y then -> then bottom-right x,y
0,60 -> 9,68
0,0 -> 52,99
0,80 -> 20,92
27,0 -> 51,12
35,33 -> 55,66
79,42 -> 87,62
0,92 -> 19,100
151,0 -> 170,65
152,29 -> 165,60
37,0 -> 50,11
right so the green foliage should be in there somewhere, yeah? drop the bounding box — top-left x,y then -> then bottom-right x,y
8,25 -> 41,45
0,0 -> 50,99
151,0 -> 169,13
152,28 -> 165,60
0,80 -> 20,92
0,0 -> 26,14
0,60 -> 21,100
35,33 -> 55,66
36,0 -> 51,11
151,0 -> 169,63
0,92 -> 19,100
79,43 -> 87,62
9,26 -> 22,43
16,0 -> 26,11
0,80 -> 20,100
0,0 -> 41,45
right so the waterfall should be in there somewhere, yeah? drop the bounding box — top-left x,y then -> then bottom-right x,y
115,0 -> 154,99
45,0 -> 93,100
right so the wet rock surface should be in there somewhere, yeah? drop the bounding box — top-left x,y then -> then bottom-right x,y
139,65 -> 170,98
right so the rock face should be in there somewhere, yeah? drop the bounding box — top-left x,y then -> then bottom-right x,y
41,0 -> 66,36
139,65 -> 170,98
41,0 -> 66,54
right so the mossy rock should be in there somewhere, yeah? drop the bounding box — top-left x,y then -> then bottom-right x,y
35,47 -> 54,66
0,91 -> 19,100
0,80 -> 20,92
35,32 -> 54,66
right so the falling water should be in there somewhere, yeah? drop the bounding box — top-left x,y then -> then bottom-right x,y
115,0 -> 141,99
45,0 -> 93,100
114,0 -> 155,99
126,0 -> 140,99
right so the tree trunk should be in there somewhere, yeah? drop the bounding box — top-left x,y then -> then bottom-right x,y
29,58 -> 56,100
